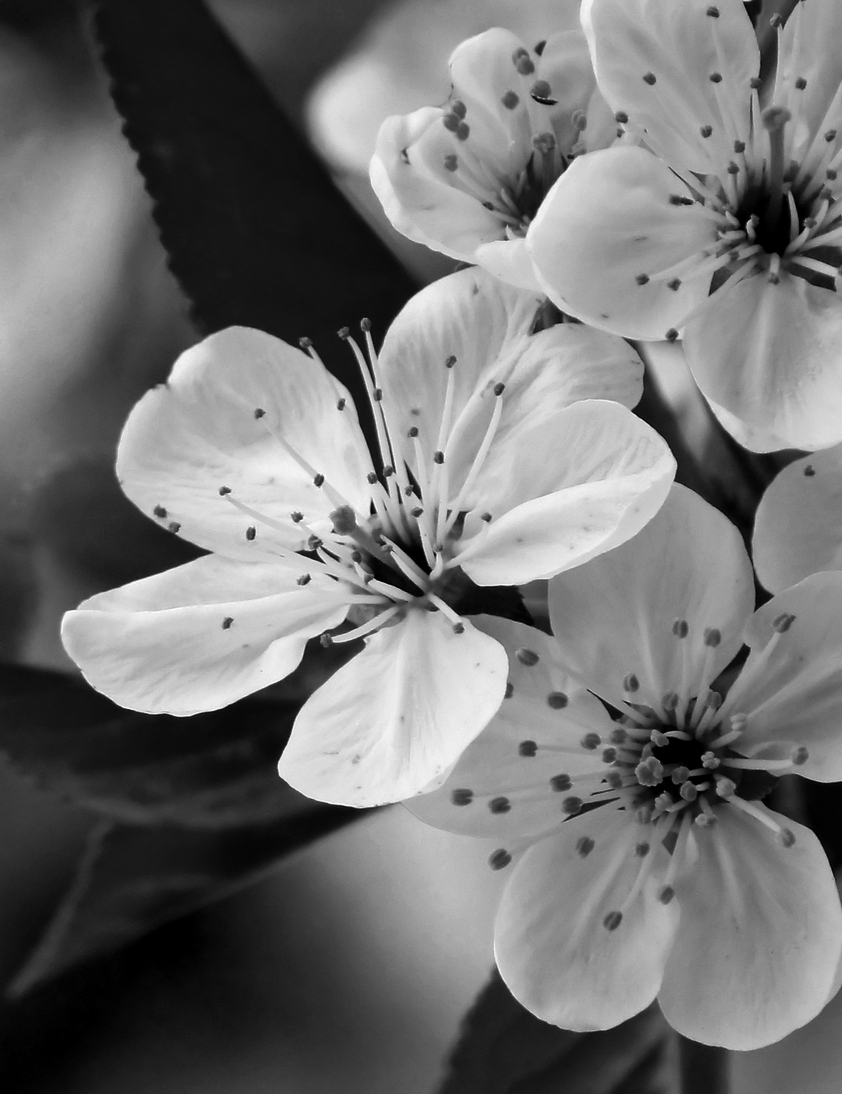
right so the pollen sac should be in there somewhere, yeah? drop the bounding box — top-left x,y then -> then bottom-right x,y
603,910 -> 623,931
518,740 -> 538,757
791,746 -> 809,766
671,618 -> 689,638
658,885 -> 675,905
635,756 -> 664,787
330,506 -> 357,535
623,673 -> 639,693
561,796 -> 583,815
773,612 -> 796,633
576,836 -> 595,858
550,773 -> 572,793
777,828 -> 796,848
516,647 -> 540,667
703,627 -> 722,647
489,848 -> 512,870
547,691 -> 568,709
489,796 -> 511,814
451,788 -> 474,806
581,732 -> 601,751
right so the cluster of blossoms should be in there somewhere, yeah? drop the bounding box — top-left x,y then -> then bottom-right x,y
62,0 -> 842,1058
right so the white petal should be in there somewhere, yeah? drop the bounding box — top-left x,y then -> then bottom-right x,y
724,572 -> 842,782
474,238 -> 543,292
753,447 -> 842,593
685,272 -> 842,452
61,555 -> 350,714
702,389 -> 794,455
582,0 -> 758,173
548,483 -> 754,710
278,610 -> 508,807
495,805 -> 678,1031
407,617 -> 616,841
117,327 -> 374,561
370,109 -> 506,263
527,146 -> 715,339
777,0 -> 842,158
659,808 -> 842,1049
456,400 -> 674,585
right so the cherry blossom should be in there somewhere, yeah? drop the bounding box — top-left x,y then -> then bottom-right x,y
753,445 -> 842,592
409,485 -> 842,1048
370,25 -> 617,290
528,0 -> 842,452
61,268 -> 674,808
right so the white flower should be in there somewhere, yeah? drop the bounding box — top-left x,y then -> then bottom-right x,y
409,484 -> 842,1048
753,445 -> 842,592
527,0 -> 842,452
370,25 -> 617,290
61,268 -> 674,808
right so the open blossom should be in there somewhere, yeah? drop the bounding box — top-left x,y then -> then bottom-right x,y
61,268 -> 674,808
528,0 -> 842,452
753,445 -> 842,592
409,485 -> 842,1048
370,26 -> 617,291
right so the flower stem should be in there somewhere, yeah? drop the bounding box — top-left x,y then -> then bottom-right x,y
679,1036 -> 730,1094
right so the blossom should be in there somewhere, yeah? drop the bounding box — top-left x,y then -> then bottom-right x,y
61,268 -> 674,808
370,25 -> 617,290
527,0 -> 842,452
753,444 -> 842,592
409,484 -> 842,1048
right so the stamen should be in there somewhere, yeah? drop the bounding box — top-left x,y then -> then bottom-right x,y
329,604 -> 403,644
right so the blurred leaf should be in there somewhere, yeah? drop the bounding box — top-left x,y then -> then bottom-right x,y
93,0 -> 417,404
439,971 -> 675,1094
0,517 -> 36,661
29,451 -> 202,589
0,661 -> 349,828
9,804 -> 363,995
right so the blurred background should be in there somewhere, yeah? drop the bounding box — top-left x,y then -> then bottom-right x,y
0,1 -> 840,1090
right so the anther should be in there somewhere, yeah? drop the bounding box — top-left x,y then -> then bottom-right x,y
669,194 -> 694,206
610,728 -> 628,744
330,506 -> 357,534
715,775 -> 736,798
320,634 -> 333,647
623,673 -> 639,692
636,757 -> 664,786
672,618 -> 689,638
442,113 -> 460,133
451,788 -> 473,806
222,617 -> 233,630
480,512 -> 492,523
291,511 -> 304,523
606,770 -> 624,790
501,90 -> 519,110
642,72 -> 657,85
489,849 -> 512,870
795,77 -> 807,90
581,733 -> 601,751
296,574 -> 311,586
650,730 -> 670,748
562,796 -> 583,815
763,105 -> 792,132
337,326 -> 350,339
168,521 -> 181,534
615,111 -> 629,124
313,473 -> 325,488
671,766 -> 690,785
635,842 -> 650,857
701,751 -> 720,769
518,740 -> 538,757
706,5 -> 720,15
695,813 -> 716,828
505,682 -> 514,699
410,506 -> 424,518
709,72 -> 722,83
668,278 -> 682,291
516,647 -> 540,666
512,48 -> 534,76
450,100 -> 467,119
532,132 -> 556,155
666,328 -> 679,342
750,77 -> 762,90
826,129 -> 838,142
547,691 -> 568,709
299,336 -> 313,350
700,125 -> 713,138
550,774 -> 572,792
407,426 -> 419,438
602,747 -> 617,764
445,355 -> 457,368
452,622 -> 465,635
493,382 -> 505,396
769,12 -> 783,28
635,273 -> 650,285
253,407 -> 266,419
489,796 -> 511,814
734,139 -> 746,153
218,486 -> 231,496
307,535 -> 322,551
680,781 -> 698,802
662,691 -> 679,712
576,836 -> 595,857
336,398 -> 346,411
658,885 -> 675,904
773,612 -> 795,632
367,471 -> 378,485
603,911 -> 623,931
704,627 -> 721,647
153,505 -> 167,518
433,450 -> 445,465
791,746 -> 809,765
777,828 -> 796,848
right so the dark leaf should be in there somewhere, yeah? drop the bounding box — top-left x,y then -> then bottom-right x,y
9,805 -> 363,995
439,971 -> 675,1094
93,0 -> 418,407
0,660 -> 349,828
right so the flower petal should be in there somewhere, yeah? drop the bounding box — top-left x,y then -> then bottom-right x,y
495,805 -> 678,1031
547,483 -> 754,710
456,399 -> 674,586
581,0 -> 757,173
684,271 -> 842,451
61,555 -> 349,715
659,807 -> 842,1049
474,238 -> 543,292
406,617 -> 616,841
278,610 -> 508,807
117,327 -> 374,561
753,447 -> 842,593
777,0 -> 842,159
378,268 -> 645,500
527,146 -> 715,339
724,572 -> 842,782
370,108 -> 505,262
